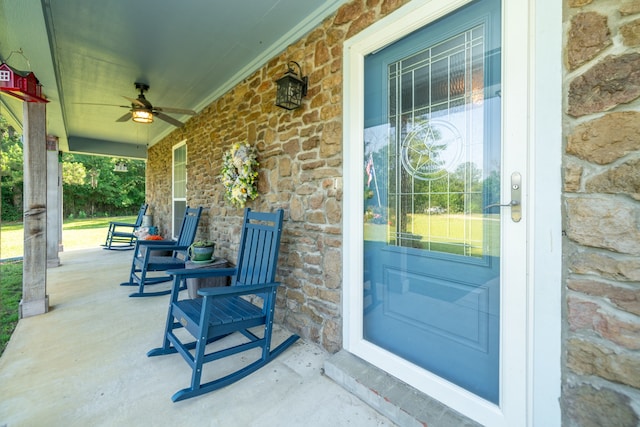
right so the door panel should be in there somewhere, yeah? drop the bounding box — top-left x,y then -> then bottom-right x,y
362,0 -> 501,403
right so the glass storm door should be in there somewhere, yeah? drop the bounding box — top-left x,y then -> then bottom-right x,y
362,0 -> 502,404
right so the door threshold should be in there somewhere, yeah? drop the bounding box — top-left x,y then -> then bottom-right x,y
324,350 -> 481,427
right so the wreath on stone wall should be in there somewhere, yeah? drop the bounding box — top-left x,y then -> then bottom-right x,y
220,142 -> 259,208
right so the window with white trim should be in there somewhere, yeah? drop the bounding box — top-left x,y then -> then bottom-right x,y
172,142 -> 187,238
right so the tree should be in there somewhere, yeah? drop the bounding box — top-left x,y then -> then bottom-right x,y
62,160 -> 86,186
450,162 -> 483,213
0,116 -> 24,221
1,112 -> 146,221
61,153 -> 145,218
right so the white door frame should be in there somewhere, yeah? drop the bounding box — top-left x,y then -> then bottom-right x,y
341,0 -> 561,425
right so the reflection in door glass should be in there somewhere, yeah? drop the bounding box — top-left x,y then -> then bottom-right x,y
364,24 -> 499,258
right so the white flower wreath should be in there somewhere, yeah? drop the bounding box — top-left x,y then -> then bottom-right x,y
220,143 -> 259,208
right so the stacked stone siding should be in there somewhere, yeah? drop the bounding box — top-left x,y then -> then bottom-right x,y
146,0 -> 409,353
564,1 -> 640,425
144,0 -> 640,423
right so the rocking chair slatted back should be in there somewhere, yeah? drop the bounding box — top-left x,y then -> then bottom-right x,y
172,207 -> 202,259
133,203 -> 148,227
234,210 -> 283,287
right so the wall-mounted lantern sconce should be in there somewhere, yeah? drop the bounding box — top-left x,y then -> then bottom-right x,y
275,61 -> 308,110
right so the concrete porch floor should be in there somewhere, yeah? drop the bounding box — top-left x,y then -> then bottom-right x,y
0,248 -> 396,426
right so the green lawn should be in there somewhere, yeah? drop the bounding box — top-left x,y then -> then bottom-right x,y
1,216 -> 136,259
0,261 -> 22,356
0,216 -> 136,356
365,213 -> 499,257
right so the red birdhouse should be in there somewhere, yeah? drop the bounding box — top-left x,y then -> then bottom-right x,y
0,62 -> 48,103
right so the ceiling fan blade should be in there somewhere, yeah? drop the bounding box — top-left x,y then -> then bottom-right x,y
74,102 -> 130,108
154,106 -> 196,115
155,112 -> 185,127
122,95 -> 146,107
116,112 -> 132,122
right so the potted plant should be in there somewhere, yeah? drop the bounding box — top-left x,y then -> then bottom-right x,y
189,240 -> 215,262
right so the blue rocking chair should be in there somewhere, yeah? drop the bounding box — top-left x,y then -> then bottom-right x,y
120,206 -> 203,297
102,203 -> 148,250
147,208 -> 299,402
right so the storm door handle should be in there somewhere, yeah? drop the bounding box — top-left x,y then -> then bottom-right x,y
484,172 -> 522,222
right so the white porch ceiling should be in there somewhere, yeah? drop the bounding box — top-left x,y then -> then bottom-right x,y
0,0 -> 346,158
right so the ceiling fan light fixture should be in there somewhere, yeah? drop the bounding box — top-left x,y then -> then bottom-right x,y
132,108 -> 153,124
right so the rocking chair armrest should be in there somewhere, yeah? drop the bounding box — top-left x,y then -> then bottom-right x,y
163,244 -> 190,252
109,221 -> 136,228
133,240 -> 182,257
136,239 -> 177,246
136,240 -> 180,252
167,267 -> 238,279
197,281 -> 281,297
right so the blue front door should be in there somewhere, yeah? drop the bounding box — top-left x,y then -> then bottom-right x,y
362,0 -> 501,403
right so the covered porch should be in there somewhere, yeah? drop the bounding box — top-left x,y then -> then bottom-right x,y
0,248 -> 394,426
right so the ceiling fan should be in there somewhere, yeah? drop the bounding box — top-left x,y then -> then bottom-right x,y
84,82 -> 196,127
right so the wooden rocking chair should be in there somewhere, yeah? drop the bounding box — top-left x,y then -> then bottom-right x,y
102,203 -> 148,250
120,206 -> 203,297
147,208 -> 299,402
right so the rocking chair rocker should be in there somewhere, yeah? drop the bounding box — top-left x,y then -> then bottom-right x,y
147,208 -> 299,402
120,206 -> 203,297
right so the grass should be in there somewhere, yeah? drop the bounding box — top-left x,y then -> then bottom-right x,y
0,215 -> 136,356
0,261 -> 22,356
1,216 -> 136,259
365,213 -> 499,257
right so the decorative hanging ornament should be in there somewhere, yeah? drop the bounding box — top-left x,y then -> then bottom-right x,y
0,50 -> 48,103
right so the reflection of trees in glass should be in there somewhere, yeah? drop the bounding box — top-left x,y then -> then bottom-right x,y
364,140 -> 389,224
396,160 -> 498,256
402,123 -> 446,178
450,162 -> 484,213
408,161 -> 484,215
397,119 -> 447,240
364,120 -> 500,254
483,169 -> 500,208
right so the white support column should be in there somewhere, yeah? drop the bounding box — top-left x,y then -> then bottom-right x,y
46,135 -> 61,267
20,101 -> 49,318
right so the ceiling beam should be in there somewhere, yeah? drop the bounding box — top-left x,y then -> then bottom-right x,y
67,136 -> 147,159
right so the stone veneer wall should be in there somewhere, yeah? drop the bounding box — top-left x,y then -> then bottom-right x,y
563,0 -> 640,425
144,0 -> 640,422
146,0 -> 409,353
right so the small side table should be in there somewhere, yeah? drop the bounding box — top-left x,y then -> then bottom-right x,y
185,257 -> 230,299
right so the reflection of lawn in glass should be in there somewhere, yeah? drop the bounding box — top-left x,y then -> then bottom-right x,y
364,213 -> 499,257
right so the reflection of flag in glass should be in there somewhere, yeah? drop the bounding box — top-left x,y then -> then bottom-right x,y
365,155 -> 373,187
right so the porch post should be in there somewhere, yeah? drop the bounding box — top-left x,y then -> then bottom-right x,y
20,101 -> 49,318
46,135 -> 61,267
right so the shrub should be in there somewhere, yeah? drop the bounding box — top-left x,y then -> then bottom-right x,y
0,202 -> 22,222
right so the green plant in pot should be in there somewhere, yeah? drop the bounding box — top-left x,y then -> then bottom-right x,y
189,240 -> 215,262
